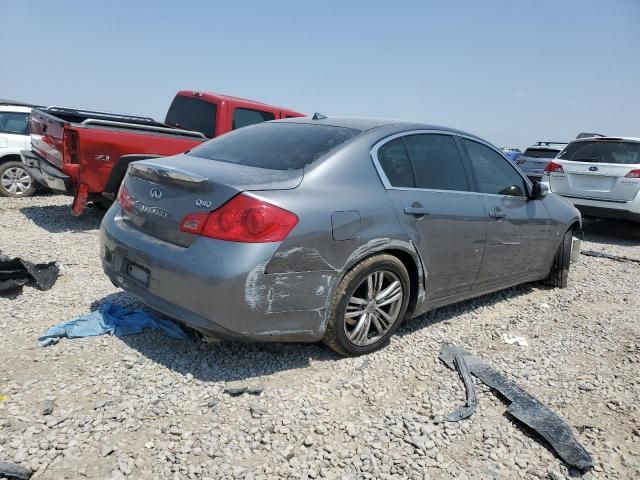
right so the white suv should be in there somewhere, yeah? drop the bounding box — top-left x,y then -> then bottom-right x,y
0,104 -> 36,197
543,137 -> 640,222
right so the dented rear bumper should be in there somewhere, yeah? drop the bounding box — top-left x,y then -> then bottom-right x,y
99,206 -> 336,342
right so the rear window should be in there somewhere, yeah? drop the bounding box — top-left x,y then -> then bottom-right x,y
165,96 -> 217,138
187,122 -> 360,170
558,141 -> 640,164
522,148 -> 559,159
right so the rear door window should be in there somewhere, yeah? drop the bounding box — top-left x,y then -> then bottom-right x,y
0,112 -> 29,135
403,134 -> 469,191
232,108 -> 275,130
188,122 -> 360,170
377,138 -> 415,188
165,96 -> 217,138
557,141 -> 640,164
462,139 -> 527,196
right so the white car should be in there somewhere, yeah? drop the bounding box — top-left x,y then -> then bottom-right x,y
0,104 -> 36,197
543,136 -> 640,222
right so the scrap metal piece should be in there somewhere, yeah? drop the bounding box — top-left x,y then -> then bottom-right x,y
446,353 -> 478,422
439,345 -> 594,471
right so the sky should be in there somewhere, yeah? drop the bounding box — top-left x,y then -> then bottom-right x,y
2,0 -> 639,148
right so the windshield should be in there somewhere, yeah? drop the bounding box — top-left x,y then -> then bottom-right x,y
522,148 -> 560,159
165,96 -> 217,138
187,122 -> 360,170
558,140 -> 640,164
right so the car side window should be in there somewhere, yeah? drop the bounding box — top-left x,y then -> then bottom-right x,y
403,134 -> 469,191
232,108 -> 275,130
462,139 -> 527,196
0,112 -> 30,135
377,138 -> 416,188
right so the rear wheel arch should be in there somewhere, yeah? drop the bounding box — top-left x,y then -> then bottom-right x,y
336,244 -> 423,319
0,153 -> 22,164
103,154 -> 163,195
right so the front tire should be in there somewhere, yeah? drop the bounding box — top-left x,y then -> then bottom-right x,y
544,229 -> 572,288
323,254 -> 410,356
0,161 -> 36,197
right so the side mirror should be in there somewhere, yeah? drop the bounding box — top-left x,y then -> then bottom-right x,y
531,181 -> 549,200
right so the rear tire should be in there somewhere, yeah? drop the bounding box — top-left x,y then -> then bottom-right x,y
0,160 -> 36,197
323,254 -> 410,356
544,229 -> 572,288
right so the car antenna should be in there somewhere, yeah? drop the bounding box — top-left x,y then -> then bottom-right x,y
312,112 -> 327,120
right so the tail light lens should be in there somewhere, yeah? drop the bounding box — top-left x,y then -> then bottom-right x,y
544,161 -> 564,174
625,169 -> 640,178
117,183 -> 133,211
63,129 -> 80,164
180,193 -> 298,243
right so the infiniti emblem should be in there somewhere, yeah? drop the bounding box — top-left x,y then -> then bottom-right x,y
589,166 -> 599,172
149,187 -> 163,200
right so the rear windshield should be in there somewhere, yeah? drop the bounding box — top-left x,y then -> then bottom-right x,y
522,148 -> 560,159
558,140 -> 640,164
187,122 -> 360,170
165,96 -> 217,138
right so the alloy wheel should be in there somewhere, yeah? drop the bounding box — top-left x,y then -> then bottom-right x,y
1,166 -> 32,196
344,270 -> 404,346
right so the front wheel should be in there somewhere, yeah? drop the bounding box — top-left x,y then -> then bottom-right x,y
323,254 -> 410,356
544,229 -> 573,288
0,161 -> 36,197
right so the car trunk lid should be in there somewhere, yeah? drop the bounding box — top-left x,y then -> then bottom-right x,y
550,160 -> 640,202
121,154 -> 303,247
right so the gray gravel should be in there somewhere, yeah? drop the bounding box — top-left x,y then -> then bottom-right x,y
1,194 -> 639,479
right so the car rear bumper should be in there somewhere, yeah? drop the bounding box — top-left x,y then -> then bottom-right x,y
554,195 -> 640,222
20,150 -> 72,194
99,206 -> 334,342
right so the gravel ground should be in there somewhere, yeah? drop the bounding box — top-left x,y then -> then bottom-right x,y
1,194 -> 639,480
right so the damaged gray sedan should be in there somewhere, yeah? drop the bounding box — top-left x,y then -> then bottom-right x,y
100,117 -> 581,355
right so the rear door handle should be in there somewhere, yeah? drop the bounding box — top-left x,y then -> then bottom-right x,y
489,208 -> 506,219
404,206 -> 430,216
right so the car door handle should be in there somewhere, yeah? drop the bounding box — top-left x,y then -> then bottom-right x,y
489,208 -> 506,219
404,206 -> 430,215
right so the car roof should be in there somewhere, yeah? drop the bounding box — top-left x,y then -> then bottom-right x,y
568,136 -> 640,144
277,115 -> 488,140
0,105 -> 32,113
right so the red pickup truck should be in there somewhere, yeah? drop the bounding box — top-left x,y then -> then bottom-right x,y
21,91 -> 304,215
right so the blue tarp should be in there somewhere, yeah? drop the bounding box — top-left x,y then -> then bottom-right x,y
38,303 -> 189,346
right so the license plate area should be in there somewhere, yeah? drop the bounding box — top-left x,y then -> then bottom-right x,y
124,259 -> 150,286
573,175 -> 615,191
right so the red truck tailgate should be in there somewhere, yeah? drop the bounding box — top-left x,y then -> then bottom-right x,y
30,110 -> 65,171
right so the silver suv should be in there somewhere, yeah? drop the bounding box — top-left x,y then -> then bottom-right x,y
516,142 -> 567,182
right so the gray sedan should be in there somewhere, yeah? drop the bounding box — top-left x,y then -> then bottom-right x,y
100,117 -> 581,356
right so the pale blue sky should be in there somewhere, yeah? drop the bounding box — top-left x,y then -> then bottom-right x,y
2,0 -> 639,148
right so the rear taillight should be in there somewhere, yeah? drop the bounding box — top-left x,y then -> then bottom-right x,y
544,161 -> 564,174
516,158 -> 526,165
117,183 -> 133,211
63,129 -> 80,164
625,169 -> 640,178
180,193 -> 298,243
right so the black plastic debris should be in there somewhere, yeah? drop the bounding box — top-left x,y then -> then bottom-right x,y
0,462 -> 33,480
0,251 -> 60,295
439,345 -> 594,471
581,249 -> 640,265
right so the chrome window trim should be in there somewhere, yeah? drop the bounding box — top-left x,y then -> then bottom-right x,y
370,129 -> 532,198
